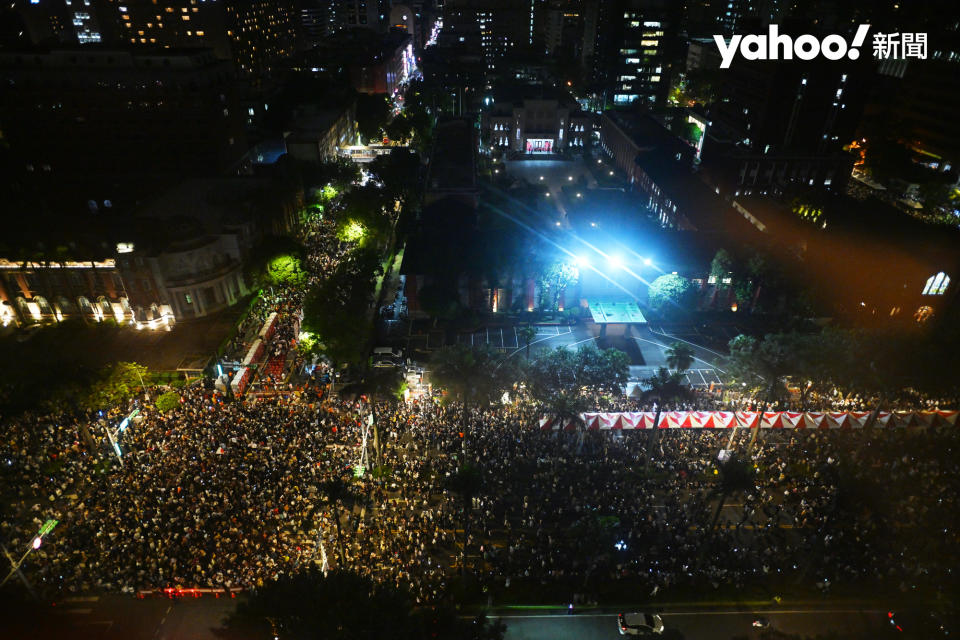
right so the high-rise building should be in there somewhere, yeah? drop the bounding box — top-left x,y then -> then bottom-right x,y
4,0 -> 298,79
593,0 -> 673,108
1,0 -> 111,47
107,0 -> 296,77
297,0 -> 339,43
0,48 -> 246,177
443,0 -> 533,72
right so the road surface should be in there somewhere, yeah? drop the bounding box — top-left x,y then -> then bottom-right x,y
501,607 -> 889,640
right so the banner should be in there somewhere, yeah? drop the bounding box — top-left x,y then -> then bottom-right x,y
537,411 -> 958,431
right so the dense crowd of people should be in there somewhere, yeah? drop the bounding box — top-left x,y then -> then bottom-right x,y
1,193 -> 958,607
2,392 -> 957,602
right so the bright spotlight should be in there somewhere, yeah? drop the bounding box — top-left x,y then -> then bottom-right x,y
575,255 -> 589,267
609,170 -> 614,176
545,192 -> 551,197
608,255 -> 622,269
568,175 -> 573,181
576,192 -> 582,198
555,221 -> 561,226
643,257 -> 652,266
539,175 -> 545,180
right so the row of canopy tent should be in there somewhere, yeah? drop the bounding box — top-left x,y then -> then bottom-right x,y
538,411 -> 959,431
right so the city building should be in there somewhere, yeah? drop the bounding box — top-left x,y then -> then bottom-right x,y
284,103 -> 357,164
310,28 -> 415,94
5,0 -> 298,79
0,48 -> 246,179
2,0 -> 109,47
0,176 -> 303,327
443,0 -> 535,72
591,0 -> 673,108
485,88 -> 592,156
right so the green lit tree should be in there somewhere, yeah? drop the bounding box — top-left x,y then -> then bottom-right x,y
155,391 -> 180,413
83,361 -> 149,411
648,273 -> 697,313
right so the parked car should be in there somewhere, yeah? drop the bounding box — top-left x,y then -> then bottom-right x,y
617,612 -> 665,635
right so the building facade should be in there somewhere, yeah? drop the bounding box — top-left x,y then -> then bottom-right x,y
285,103 -> 357,164
487,98 -> 592,155
0,48 -> 246,177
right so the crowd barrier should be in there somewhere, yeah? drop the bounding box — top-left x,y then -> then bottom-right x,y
538,410 -> 959,431
136,586 -> 243,599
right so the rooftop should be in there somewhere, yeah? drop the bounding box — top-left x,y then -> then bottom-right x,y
426,118 -> 477,194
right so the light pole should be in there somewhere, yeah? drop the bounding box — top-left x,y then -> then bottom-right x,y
0,519 -> 57,594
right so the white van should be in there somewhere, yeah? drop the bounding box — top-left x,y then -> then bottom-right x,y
373,347 -> 403,359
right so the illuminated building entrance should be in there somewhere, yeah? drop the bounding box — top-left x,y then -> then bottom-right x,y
525,138 -> 554,154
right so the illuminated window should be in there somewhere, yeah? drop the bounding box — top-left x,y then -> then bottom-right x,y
922,272 -> 950,295
181,14 -> 189,20
196,30 -> 204,35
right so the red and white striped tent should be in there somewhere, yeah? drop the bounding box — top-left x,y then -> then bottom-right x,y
538,411 -> 959,431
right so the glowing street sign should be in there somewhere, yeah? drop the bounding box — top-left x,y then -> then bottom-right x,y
38,519 -> 58,536
353,465 -> 365,478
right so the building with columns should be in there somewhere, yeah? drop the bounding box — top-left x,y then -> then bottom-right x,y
0,176 -> 302,328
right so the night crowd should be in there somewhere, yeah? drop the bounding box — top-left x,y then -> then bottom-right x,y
1,198 -> 958,605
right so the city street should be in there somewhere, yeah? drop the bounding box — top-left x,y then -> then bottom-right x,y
33,593 -> 237,640
23,596 -> 894,640
501,607 -> 890,640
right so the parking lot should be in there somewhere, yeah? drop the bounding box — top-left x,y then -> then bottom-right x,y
649,323 -> 749,354
402,322 -> 581,355
402,321 -> 729,389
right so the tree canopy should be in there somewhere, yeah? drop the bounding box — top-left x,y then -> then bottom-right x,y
220,568 -> 506,640
356,94 -> 392,144
648,273 -> 697,313
430,345 -> 518,408
302,246 -> 382,366
525,344 -> 629,403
